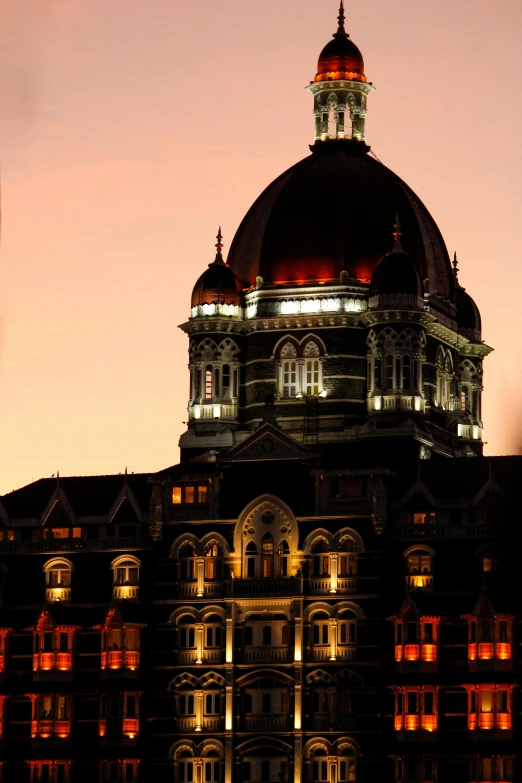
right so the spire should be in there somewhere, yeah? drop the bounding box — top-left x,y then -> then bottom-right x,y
452,251 -> 459,283
212,226 -> 225,266
391,214 -> 404,253
334,0 -> 348,38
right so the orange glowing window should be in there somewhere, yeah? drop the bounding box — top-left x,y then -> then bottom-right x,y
33,613 -> 75,672
394,688 -> 438,733
172,486 -> 182,504
99,612 -> 141,671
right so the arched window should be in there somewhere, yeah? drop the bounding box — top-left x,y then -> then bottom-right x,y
245,542 -> 257,578
205,614 -> 223,649
280,342 -> 297,398
311,540 -> 330,576
204,543 -> 222,580
312,611 -> 330,646
303,341 -> 322,396
406,548 -> 434,591
278,540 -> 290,577
178,544 -> 197,580
261,534 -> 274,578
203,752 -> 222,783
178,616 -> 196,650
436,348 -> 454,409
222,365 -> 231,399
112,556 -> 140,600
338,538 -> 357,576
402,355 -> 411,390
44,559 -> 73,603
338,610 -> 357,646
178,751 -> 195,783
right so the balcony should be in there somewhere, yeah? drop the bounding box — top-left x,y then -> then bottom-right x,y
45,587 -> 71,603
33,652 -> 73,672
113,585 -> 139,600
123,718 -> 139,738
309,645 -> 356,662
308,578 -> 357,595
31,719 -> 70,738
226,578 -> 297,598
176,717 -> 224,732
177,581 -> 222,598
101,650 -> 140,671
243,648 -> 292,663
406,575 -> 433,591
177,650 -> 223,665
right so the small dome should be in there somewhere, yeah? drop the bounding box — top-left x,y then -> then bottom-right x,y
314,3 -> 365,82
191,230 -> 243,309
370,226 -> 424,308
316,36 -> 365,82
456,286 -> 481,341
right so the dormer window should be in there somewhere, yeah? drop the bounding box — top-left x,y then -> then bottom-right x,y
172,485 -> 208,505
112,556 -> 140,600
41,527 -> 81,540
44,559 -> 73,603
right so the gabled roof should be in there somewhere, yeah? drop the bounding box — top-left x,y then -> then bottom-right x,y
223,423 -> 318,463
1,474 -> 152,520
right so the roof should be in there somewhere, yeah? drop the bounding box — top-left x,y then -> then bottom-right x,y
1,474 -> 152,520
227,142 -> 453,296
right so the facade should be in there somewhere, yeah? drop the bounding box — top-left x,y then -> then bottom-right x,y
0,3 -> 521,783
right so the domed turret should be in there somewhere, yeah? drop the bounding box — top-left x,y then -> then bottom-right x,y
315,2 -> 365,82
191,229 -> 243,310
370,219 -> 424,309
453,253 -> 482,342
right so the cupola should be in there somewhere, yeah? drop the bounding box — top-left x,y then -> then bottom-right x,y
191,229 -> 243,310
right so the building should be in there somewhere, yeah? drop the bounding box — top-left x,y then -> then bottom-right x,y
0,3 -> 520,782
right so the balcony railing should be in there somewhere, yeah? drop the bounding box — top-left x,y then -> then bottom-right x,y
226,578 -> 297,598
177,581 -> 222,598
176,717 -> 224,732
31,719 -> 70,738
243,715 -> 290,731
123,718 -> 139,737
33,652 -> 73,672
45,587 -> 71,603
243,648 -> 292,663
101,650 -> 140,671
177,650 -> 223,665
113,585 -> 139,600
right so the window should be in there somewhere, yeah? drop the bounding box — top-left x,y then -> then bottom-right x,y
384,354 -> 394,390
405,549 -> 433,590
172,485 -> 208,505
44,559 -> 73,603
41,527 -> 81,540
394,687 -> 438,732
205,366 -> 213,398
205,692 -> 221,715
262,534 -> 274,577
31,694 -> 71,738
100,610 -> 141,671
222,365 -> 231,398
312,612 -> 330,646
204,543 -> 221,579
112,556 -> 140,599
311,540 -> 330,576
394,617 -> 439,663
401,355 -> 411,389
179,692 -> 195,715
33,612 -> 74,672
245,541 -> 257,578
467,614 -> 513,662
305,359 -> 320,396
467,685 -> 513,730
179,617 -> 196,649
205,615 -> 222,648
178,544 -> 196,580
282,360 -> 297,398
413,512 -> 436,525
338,614 -> 356,646
311,753 -> 355,783
278,540 -> 289,576
30,763 -> 71,783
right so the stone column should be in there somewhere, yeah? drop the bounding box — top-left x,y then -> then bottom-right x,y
329,619 -> 338,661
195,624 -> 204,665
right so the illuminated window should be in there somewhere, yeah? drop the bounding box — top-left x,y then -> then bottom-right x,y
33,611 -> 74,672
0,530 -> 16,541
44,558 -> 73,603
394,616 -> 439,663
405,548 -> 433,591
466,685 -> 514,731
99,692 -> 140,739
99,610 -> 141,671
112,556 -> 140,600
413,512 -> 436,525
282,361 -> 297,398
338,537 -> 357,575
467,613 -> 513,663
394,687 -> 438,732
205,366 -> 213,398
172,487 -> 182,504
303,342 -> 322,396
31,694 -> 71,738
261,534 -> 274,578
185,486 -> 195,504
198,485 -> 208,503
278,540 -> 289,576
204,543 -> 222,579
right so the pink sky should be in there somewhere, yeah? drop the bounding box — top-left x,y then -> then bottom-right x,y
1,0 -> 521,493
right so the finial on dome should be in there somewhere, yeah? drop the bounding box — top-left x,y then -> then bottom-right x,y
212,227 -> 225,266
334,0 -> 348,38
391,213 -> 404,253
452,251 -> 459,282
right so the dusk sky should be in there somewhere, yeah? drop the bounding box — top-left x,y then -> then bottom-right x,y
1,0 -> 521,493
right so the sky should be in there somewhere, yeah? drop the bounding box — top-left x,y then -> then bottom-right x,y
0,0 -> 521,493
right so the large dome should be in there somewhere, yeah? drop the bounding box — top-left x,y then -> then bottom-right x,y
227,142 -> 454,297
